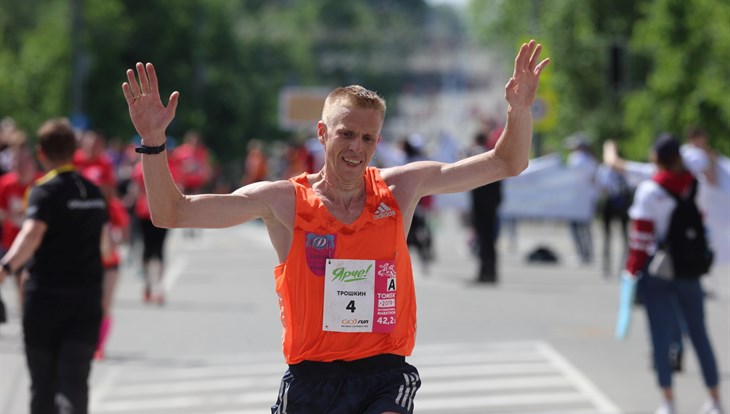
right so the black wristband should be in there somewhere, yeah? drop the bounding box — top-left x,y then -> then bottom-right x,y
135,142 -> 166,154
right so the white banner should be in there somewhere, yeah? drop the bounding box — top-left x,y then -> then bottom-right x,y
500,154 -> 597,222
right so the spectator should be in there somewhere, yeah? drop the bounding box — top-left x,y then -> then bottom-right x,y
623,134 -> 723,414
565,133 -> 598,265
0,118 -> 109,414
0,145 -> 42,308
468,132 -> 502,283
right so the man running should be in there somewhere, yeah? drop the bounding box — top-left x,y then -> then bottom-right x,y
122,40 -> 549,414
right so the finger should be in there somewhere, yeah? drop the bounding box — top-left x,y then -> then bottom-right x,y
166,91 -> 180,113
126,69 -> 142,98
514,42 -> 529,75
528,43 -> 543,71
534,58 -> 550,75
121,83 -> 136,106
504,77 -> 517,94
146,63 -> 159,96
163,91 -> 180,125
523,40 -> 537,71
137,62 -> 151,95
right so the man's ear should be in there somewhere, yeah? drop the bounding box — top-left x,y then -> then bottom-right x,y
317,120 -> 327,145
35,146 -> 48,168
35,146 -> 45,162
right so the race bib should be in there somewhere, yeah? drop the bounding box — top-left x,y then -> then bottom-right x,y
323,258 -> 397,333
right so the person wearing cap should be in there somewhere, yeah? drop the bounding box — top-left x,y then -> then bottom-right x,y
623,133 -> 723,414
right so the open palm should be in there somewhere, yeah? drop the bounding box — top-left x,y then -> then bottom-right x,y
122,62 -> 179,143
505,40 -> 550,110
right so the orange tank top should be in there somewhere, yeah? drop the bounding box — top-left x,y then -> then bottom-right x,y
275,167 -> 417,364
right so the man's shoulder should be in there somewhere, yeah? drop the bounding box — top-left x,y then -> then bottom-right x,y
377,165 -> 404,183
377,163 -> 433,190
35,172 -> 101,196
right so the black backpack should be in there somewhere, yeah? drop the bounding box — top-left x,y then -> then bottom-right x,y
658,179 -> 714,278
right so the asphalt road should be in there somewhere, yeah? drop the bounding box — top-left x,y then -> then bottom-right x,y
1,210 -> 728,414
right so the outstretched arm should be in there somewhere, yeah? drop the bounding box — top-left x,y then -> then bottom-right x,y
122,62 -> 182,227
494,39 -> 550,176
386,40 -> 550,199
122,63 -> 278,229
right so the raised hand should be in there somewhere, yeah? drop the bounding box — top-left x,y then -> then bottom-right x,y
122,62 -> 179,145
505,40 -> 550,110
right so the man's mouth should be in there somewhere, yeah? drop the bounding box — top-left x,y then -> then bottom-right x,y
343,157 -> 362,166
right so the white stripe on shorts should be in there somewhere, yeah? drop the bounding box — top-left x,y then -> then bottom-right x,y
400,372 -> 419,408
406,372 -> 419,410
396,372 -> 410,407
275,376 -> 290,414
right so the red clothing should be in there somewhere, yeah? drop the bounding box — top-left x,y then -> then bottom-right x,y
132,160 -> 180,220
170,143 -> 211,191
626,170 -> 694,275
0,171 -> 42,250
103,196 -> 130,268
275,167 -> 417,364
132,164 -> 150,220
73,149 -> 117,188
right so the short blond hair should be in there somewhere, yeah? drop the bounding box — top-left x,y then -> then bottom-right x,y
321,85 -> 386,126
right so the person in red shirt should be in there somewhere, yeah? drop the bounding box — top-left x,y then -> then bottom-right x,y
170,130 -> 212,239
73,130 -> 130,359
122,40 -> 548,413
240,139 -> 268,185
74,130 -> 117,199
93,194 -> 129,359
128,158 -> 180,305
0,145 -> 42,308
170,130 -> 212,194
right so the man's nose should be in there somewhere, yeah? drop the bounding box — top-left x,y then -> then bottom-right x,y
348,136 -> 363,151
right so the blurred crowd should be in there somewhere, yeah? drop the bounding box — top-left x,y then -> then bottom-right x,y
2,114 -> 726,296
0,111 -> 727,414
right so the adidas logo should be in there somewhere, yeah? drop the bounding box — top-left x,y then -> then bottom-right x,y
374,202 -> 396,219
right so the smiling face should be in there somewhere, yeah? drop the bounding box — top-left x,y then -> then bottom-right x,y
318,102 -> 383,183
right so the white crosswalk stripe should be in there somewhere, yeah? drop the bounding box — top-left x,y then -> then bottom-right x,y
89,341 -> 622,414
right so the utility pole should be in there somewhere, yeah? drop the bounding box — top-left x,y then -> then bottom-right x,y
70,0 -> 89,129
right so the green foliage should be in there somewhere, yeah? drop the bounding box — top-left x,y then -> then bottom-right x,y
467,0 -> 730,159
0,0 -> 73,132
1,0 -> 430,165
625,0 -> 730,156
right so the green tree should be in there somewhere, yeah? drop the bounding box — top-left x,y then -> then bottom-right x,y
466,0 -> 729,158
623,0 -> 730,156
1,0 -> 432,167
0,0 -> 73,132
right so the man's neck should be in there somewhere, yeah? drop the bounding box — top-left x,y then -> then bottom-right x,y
314,169 -> 366,210
43,159 -> 73,172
